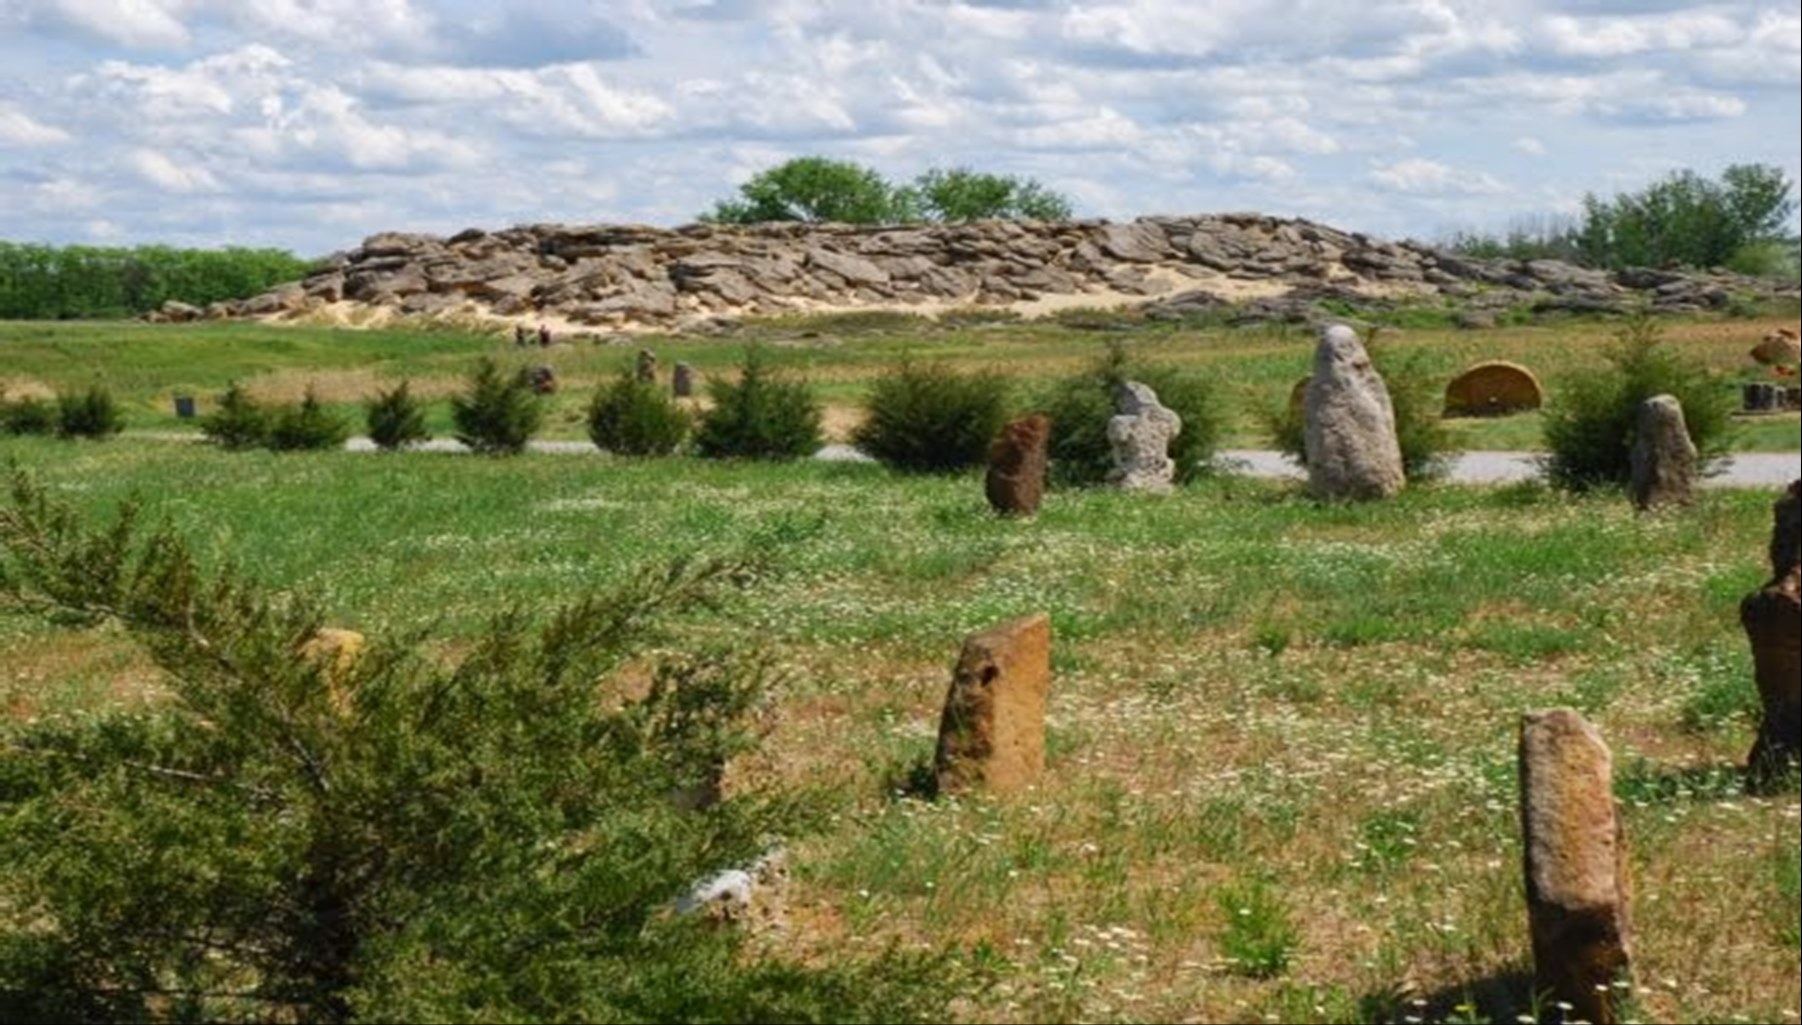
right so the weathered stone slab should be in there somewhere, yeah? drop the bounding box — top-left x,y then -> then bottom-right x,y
986,414 -> 1050,517
1305,324 -> 1404,501
1519,709 -> 1632,1025
1629,394 -> 1697,511
934,614 -> 1052,796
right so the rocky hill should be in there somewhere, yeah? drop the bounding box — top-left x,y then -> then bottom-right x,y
163,215 -> 1798,333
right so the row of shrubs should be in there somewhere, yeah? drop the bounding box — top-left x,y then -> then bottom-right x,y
1,385 -> 124,440
6,318 -> 1736,492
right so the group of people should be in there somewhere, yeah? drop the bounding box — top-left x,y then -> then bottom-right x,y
513,323 -> 553,348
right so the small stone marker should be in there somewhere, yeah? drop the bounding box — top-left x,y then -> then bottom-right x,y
1742,481 -> 1801,783
1519,709 -> 1633,1025
672,361 -> 697,398
1443,360 -> 1544,417
523,365 -> 557,396
173,395 -> 196,419
986,414 -> 1050,517
934,613 -> 1051,796
636,348 -> 658,384
1305,324 -> 1405,501
1629,394 -> 1697,511
1106,381 -> 1181,493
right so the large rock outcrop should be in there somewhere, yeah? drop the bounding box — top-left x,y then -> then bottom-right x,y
183,215 -> 1800,333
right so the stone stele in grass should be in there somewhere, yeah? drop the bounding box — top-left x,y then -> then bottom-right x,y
1304,323 -> 1405,501
1106,381 -> 1182,494
1742,480 -> 1801,785
1518,708 -> 1633,1025
986,414 -> 1051,518
933,613 -> 1052,796
1629,394 -> 1698,512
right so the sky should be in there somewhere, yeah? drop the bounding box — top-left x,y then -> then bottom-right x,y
1,0 -> 1797,257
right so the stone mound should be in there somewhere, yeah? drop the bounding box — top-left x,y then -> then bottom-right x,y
1444,361 -> 1544,417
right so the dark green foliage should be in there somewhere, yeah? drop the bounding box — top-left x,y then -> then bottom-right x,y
906,168 -> 1073,222
1542,315 -> 1735,492
587,373 -> 692,457
268,387 -> 350,452
53,386 -> 124,440
852,360 -> 1009,474
694,347 -> 823,461
1264,338 -> 1457,482
199,382 -> 270,450
707,157 -> 911,225
1447,164 -> 1796,274
452,357 -> 542,455
1036,342 -> 1224,487
0,472 -> 949,1024
364,380 -> 431,451
0,242 -> 309,320
704,157 -> 1073,226
2,395 -> 56,436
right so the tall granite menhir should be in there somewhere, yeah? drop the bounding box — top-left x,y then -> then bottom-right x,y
1305,324 -> 1405,501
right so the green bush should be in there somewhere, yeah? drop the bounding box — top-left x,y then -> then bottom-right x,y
694,347 -> 823,461
200,382 -> 270,450
53,386 -> 124,440
1036,342 -> 1224,487
852,360 -> 1008,474
587,372 -> 691,456
365,380 -> 431,451
2,395 -> 56,436
1542,315 -> 1735,492
1264,336 -> 1457,482
452,357 -> 542,456
0,471 -> 951,1024
1216,879 -> 1299,979
267,387 -> 350,452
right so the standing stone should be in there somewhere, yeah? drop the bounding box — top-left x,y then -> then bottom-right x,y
635,348 -> 658,384
1106,382 -> 1181,493
934,614 -> 1052,796
1519,709 -> 1633,1025
1629,394 -> 1697,511
986,414 -> 1050,517
1742,481 -> 1802,784
1304,324 -> 1405,501
672,362 -> 698,398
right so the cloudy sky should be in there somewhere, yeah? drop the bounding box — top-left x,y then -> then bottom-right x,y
1,0 -> 1797,256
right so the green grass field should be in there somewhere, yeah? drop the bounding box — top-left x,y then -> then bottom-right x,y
3,309 -> 1798,450
2,433 -> 1796,1024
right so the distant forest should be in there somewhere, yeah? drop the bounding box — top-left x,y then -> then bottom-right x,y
0,243 -> 312,320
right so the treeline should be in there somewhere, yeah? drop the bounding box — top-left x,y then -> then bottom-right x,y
1442,163 -> 1798,278
0,242 -> 313,320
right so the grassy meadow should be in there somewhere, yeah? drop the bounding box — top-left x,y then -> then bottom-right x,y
2,306 -> 1798,452
1,421 -> 1797,1021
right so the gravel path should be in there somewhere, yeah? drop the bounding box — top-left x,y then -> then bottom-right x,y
132,432 -> 1800,488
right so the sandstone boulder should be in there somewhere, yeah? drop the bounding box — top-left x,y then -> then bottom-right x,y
1304,324 -> 1405,501
1444,361 -> 1544,417
1750,327 -> 1800,366
985,414 -> 1050,517
1629,394 -> 1698,511
934,614 -> 1052,796
1519,709 -> 1632,1025
673,362 -> 698,398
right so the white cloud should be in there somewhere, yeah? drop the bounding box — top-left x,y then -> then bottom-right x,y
128,147 -> 219,191
359,63 -> 675,138
0,104 -> 71,145
1514,136 -> 1546,156
1538,10 -> 1744,58
1370,158 -> 1506,195
27,0 -> 194,49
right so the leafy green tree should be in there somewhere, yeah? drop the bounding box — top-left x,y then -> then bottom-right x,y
703,158 -> 1073,226
707,157 -> 911,225
0,242 -> 310,320
1574,163 -> 1796,270
906,168 -> 1073,222
451,358 -> 542,455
